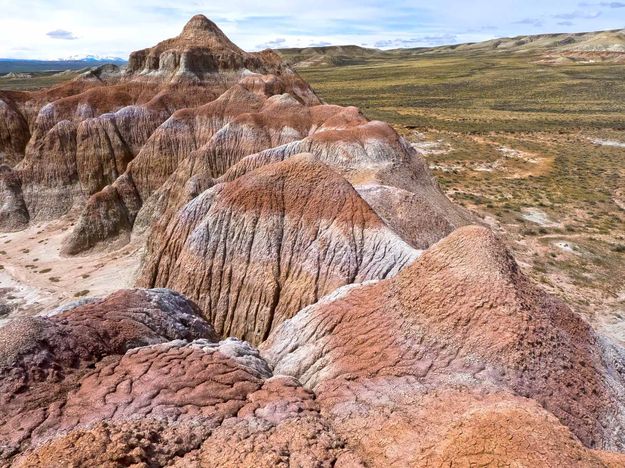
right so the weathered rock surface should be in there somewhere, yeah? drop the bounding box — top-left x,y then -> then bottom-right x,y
61,73 -> 322,254
6,228 -> 625,466
3,14 -> 625,468
0,164 -> 28,231
120,91 -> 469,344
262,225 -> 625,465
0,92 -> 30,166
2,292 -> 357,467
138,154 -> 419,344
0,288 -> 215,460
126,14 -> 285,84
211,118 -> 470,250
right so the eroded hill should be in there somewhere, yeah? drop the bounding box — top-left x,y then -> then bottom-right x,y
0,15 -> 624,467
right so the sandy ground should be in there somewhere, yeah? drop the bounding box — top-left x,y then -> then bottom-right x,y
0,217 -> 141,326
521,208 -> 560,227
590,137 -> 625,148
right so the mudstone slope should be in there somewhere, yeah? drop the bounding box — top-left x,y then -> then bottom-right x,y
1,15 -> 625,467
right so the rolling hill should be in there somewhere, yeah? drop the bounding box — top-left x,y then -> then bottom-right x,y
278,28 -> 625,67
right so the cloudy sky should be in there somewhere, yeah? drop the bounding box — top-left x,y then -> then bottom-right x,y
1,0 -> 625,59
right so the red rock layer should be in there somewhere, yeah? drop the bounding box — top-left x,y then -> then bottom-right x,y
61,73 -> 325,254
1,290 -> 358,467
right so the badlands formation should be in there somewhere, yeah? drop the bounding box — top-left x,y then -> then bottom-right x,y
1,15 -> 625,467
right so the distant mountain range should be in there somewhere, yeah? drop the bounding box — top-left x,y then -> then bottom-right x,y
59,55 -> 126,62
0,56 -> 126,74
278,28 -> 625,67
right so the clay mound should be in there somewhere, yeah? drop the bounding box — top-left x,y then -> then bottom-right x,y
133,94 -> 360,228
427,393 -> 625,467
137,154 -> 419,345
5,14 -> 624,466
357,184 -> 467,249
1,15 -> 465,255
0,288 -> 215,460
127,74 -> 326,202
12,80 -> 262,222
78,97 -> 467,258
262,225 -> 625,463
3,230 -> 625,467
211,118 -> 473,249
62,74 -> 325,254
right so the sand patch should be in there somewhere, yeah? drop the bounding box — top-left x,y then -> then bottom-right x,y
0,217 -> 141,325
411,133 -> 453,156
521,208 -> 559,227
497,146 -> 539,163
589,138 -> 625,148
553,241 -> 581,255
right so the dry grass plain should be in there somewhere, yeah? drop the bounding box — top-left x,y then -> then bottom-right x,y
291,51 -> 625,342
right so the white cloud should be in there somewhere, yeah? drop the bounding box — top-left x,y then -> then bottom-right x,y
255,38 -> 286,49
46,29 -> 77,40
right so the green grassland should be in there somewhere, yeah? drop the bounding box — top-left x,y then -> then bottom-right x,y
296,51 -> 625,132
294,51 -> 625,337
0,70 -> 83,91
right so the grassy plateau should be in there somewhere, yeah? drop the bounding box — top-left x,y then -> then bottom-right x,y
288,49 -> 625,340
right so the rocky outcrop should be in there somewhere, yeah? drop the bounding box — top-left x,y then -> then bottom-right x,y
62,73 -> 325,253
126,14 -> 283,84
0,92 -> 30,166
2,291 -> 357,467
212,118 -> 471,249
0,164 -> 29,231
66,73 -> 470,255
261,225 -> 625,464
0,288 -> 215,461
137,154 -> 419,344
15,349 -> 357,467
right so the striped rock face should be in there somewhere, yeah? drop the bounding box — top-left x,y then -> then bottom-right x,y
0,15 -> 318,228
3,14 -> 625,468
137,153 -> 420,344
